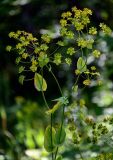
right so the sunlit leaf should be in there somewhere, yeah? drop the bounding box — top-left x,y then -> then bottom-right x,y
46,102 -> 62,115
34,73 -> 47,91
77,57 -> 87,73
54,125 -> 66,146
44,125 -> 56,152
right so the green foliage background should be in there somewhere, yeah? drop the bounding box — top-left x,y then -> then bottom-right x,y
0,0 -> 113,160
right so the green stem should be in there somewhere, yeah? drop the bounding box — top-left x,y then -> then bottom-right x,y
46,65 -> 66,160
41,90 -> 49,109
47,66 -> 64,160
40,69 -> 49,109
73,74 -> 80,87
51,114 -> 54,160
54,147 -> 59,160
46,65 -> 63,96
41,70 -> 53,160
54,106 -> 65,160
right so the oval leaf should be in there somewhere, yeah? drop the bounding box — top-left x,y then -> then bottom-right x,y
77,57 -> 87,73
54,125 -> 66,146
34,73 -> 47,91
44,125 -> 56,152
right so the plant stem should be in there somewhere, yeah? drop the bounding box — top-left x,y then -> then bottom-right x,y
41,90 -> 49,109
46,65 -> 63,96
55,105 -> 65,160
51,114 -> 54,160
46,66 -> 66,160
40,69 -> 49,109
54,147 -> 59,160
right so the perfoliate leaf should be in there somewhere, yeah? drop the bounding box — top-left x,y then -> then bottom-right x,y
46,102 -> 62,115
44,125 -> 56,152
54,125 -> 66,146
77,57 -> 87,73
34,73 -> 47,91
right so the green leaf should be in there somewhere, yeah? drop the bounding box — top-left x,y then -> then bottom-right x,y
44,125 -> 56,152
52,96 -> 69,105
46,102 -> 62,115
77,57 -> 87,73
19,66 -> 25,73
34,73 -> 47,91
56,156 -> 62,160
54,125 -> 66,146
19,75 -> 25,85
72,85 -> 78,92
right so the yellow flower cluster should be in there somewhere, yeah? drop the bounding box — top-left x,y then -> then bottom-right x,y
6,6 -> 112,87
89,27 -> 97,35
77,37 -> 94,49
60,7 -> 92,33
100,23 -> 112,35
79,99 -> 85,107
6,30 -> 52,83
83,79 -> 91,86
93,50 -> 101,58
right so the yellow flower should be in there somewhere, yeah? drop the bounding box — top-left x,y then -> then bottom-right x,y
16,43 -> 23,49
32,59 -> 38,66
22,53 -> 28,59
83,79 -> 91,86
6,45 -> 12,52
75,69 -> 80,75
93,50 -> 101,58
8,32 -> 15,38
60,19 -> 67,27
77,38 -> 87,48
79,99 -> 85,107
65,58 -> 72,65
83,8 -> 92,15
89,27 -> 97,35
30,65 -> 37,72
61,11 -> 72,19
100,23 -> 112,35
91,66 -> 96,71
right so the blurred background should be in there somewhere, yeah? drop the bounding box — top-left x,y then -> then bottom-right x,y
0,0 -> 113,159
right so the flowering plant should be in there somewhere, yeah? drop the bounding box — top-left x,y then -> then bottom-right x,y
6,6 -> 113,160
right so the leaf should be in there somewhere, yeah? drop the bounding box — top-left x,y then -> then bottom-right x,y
44,125 -> 56,152
19,66 -> 25,73
72,85 -> 78,92
52,96 -> 69,105
54,125 -> 66,146
19,75 -> 25,85
34,73 -> 47,91
77,57 -> 87,73
46,102 -> 62,115
56,156 -> 62,160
